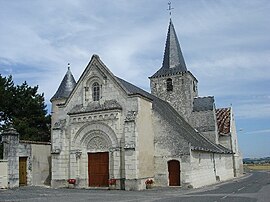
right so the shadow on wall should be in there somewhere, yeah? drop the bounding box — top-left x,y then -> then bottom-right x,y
44,156 -> 52,186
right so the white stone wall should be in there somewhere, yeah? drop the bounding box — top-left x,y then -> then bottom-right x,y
214,153 -> 234,181
31,144 -> 51,186
17,142 -> 51,186
0,160 -> 8,188
229,109 -> 243,176
17,143 -> 32,185
137,98 -> 155,182
218,135 -> 231,150
189,151 -> 216,188
2,133 -> 51,188
2,133 -> 20,188
189,151 -> 234,188
152,109 -> 191,187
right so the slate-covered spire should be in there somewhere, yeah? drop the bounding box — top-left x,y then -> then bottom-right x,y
150,19 -> 187,78
51,65 -> 76,101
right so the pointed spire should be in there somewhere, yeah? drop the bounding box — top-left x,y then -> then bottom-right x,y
163,19 -> 187,70
51,64 -> 76,101
150,19 -> 187,78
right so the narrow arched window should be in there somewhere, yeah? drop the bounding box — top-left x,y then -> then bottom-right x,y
92,82 -> 100,101
193,81 -> 197,92
167,78 -> 173,91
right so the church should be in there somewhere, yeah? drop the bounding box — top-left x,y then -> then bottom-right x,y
50,19 -> 243,190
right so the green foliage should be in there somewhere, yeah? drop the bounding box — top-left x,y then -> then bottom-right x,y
0,74 -> 51,145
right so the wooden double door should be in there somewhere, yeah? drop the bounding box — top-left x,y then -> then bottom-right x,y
88,152 -> 109,187
168,160 -> 180,186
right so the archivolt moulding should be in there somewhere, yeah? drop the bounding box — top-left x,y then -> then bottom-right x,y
73,122 -> 119,149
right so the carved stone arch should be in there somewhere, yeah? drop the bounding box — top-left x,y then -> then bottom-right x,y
73,122 -> 119,149
82,131 -> 111,151
85,75 -> 103,87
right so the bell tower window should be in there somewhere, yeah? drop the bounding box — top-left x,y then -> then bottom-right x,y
92,82 -> 100,101
166,78 -> 173,91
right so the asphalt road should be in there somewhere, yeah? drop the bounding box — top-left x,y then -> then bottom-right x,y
0,171 -> 269,202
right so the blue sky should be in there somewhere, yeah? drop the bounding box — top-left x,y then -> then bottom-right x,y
0,0 -> 269,158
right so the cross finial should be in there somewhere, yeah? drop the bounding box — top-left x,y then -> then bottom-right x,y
167,1 -> 174,17
67,63 -> 70,70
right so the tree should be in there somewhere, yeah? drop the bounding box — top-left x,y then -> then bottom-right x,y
0,74 -> 51,158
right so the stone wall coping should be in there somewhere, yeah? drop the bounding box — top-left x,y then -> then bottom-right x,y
19,140 -> 51,145
0,159 -> 8,162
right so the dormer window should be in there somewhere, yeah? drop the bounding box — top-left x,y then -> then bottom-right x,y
92,82 -> 100,101
166,78 -> 173,91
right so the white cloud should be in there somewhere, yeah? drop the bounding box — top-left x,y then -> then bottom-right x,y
244,129 -> 270,135
235,103 -> 270,119
0,1 -> 270,130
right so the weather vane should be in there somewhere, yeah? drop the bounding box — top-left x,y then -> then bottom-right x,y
167,1 -> 174,17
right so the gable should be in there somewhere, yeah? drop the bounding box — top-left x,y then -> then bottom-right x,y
63,55 -> 131,109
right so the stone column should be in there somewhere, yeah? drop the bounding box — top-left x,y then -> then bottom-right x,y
123,111 -> 139,190
2,126 -> 20,188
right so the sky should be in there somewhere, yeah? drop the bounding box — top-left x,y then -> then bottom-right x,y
0,0 -> 269,158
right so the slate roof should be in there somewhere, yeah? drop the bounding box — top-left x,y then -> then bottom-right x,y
150,19 -> 187,78
193,96 -> 215,112
51,67 -> 76,101
216,108 -> 231,136
116,77 -> 231,154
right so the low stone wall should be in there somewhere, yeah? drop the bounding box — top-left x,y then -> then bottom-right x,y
2,128 -> 51,188
0,160 -> 8,189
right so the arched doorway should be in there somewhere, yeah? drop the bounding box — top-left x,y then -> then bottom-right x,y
168,160 -> 180,186
72,122 -> 119,188
87,135 -> 111,187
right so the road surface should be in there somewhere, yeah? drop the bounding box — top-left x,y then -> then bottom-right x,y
0,171 -> 269,202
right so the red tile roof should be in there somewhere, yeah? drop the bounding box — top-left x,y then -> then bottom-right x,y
216,108 -> 231,135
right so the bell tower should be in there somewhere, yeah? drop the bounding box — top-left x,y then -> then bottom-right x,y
149,19 -> 198,121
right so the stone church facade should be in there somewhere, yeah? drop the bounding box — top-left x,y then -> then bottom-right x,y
50,19 -> 243,190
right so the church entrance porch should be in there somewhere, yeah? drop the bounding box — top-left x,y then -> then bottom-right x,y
88,152 -> 109,187
168,160 -> 180,186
